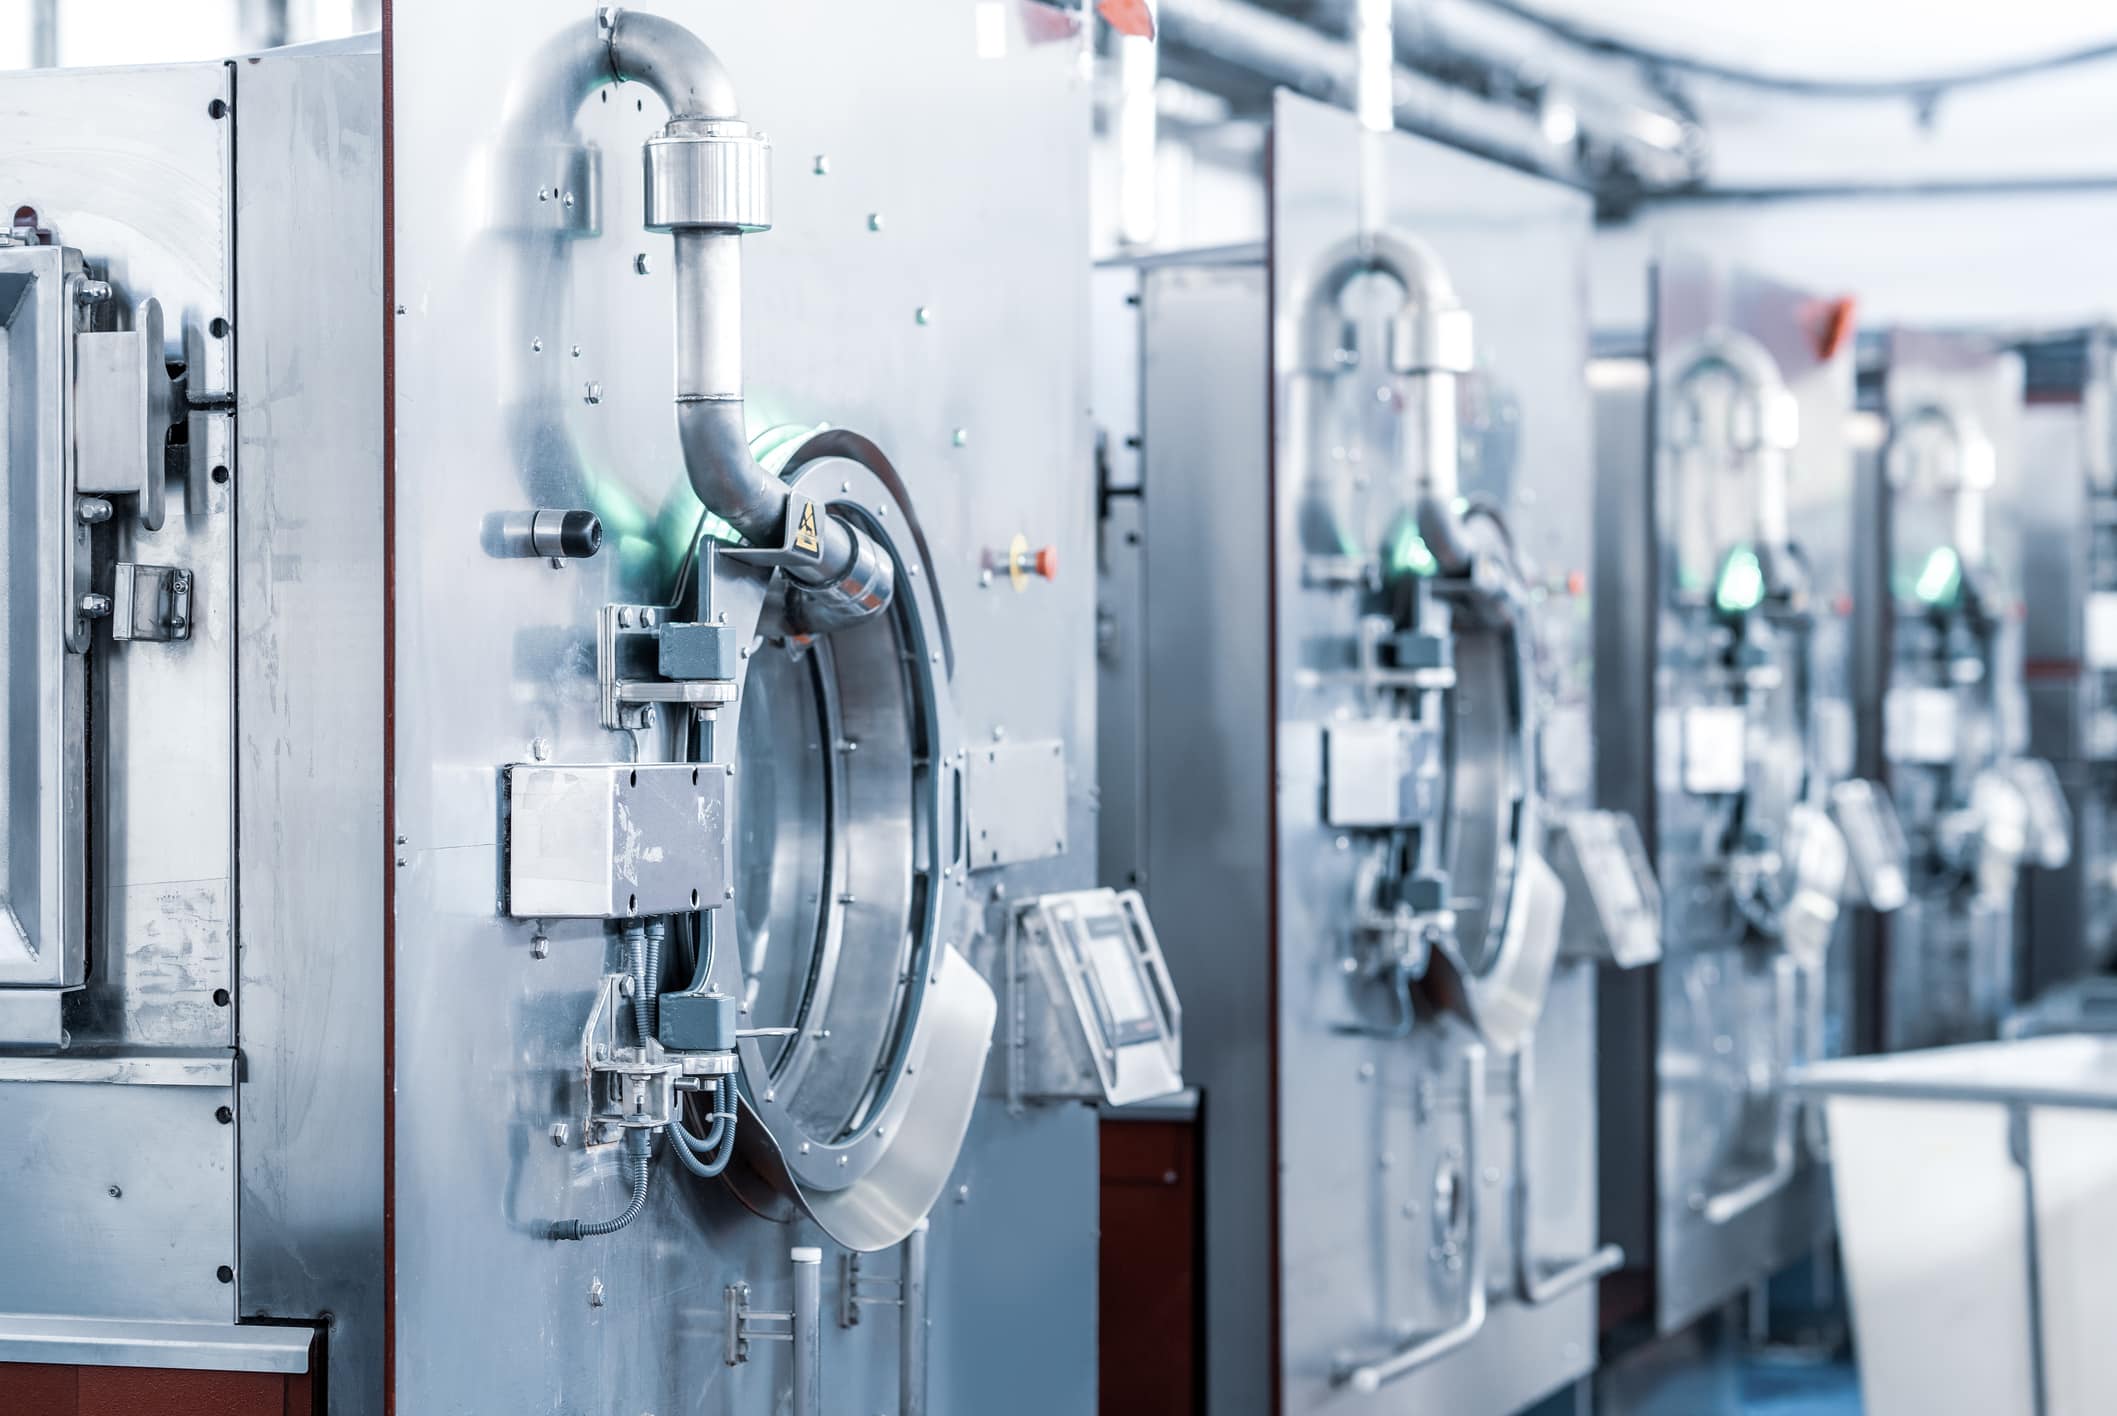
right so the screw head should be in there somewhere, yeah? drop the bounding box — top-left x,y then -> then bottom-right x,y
915,306 -> 933,326
867,213 -> 884,232
813,154 -> 830,175
633,253 -> 651,275
107,1185 -> 122,1199
952,428 -> 969,447
549,1123 -> 569,1147
588,1278 -> 605,1307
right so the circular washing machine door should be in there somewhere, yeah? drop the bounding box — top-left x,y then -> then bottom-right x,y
1422,512 -> 1567,1055
719,429 -> 993,1253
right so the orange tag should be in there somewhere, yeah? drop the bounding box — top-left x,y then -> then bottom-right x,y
1099,0 -> 1156,39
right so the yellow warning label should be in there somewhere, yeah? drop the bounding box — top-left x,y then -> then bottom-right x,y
794,500 -> 821,555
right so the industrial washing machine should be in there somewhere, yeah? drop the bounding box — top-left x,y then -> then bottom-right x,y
1592,255 -> 1909,1341
0,6 -> 1177,1412
1854,330 -> 2071,1052
1096,90 -> 1658,1416
2009,330 -> 2117,1004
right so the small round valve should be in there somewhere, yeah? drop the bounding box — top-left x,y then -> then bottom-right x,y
1005,534 -> 1058,592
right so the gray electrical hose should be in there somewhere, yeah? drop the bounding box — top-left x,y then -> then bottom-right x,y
549,1128 -> 654,1240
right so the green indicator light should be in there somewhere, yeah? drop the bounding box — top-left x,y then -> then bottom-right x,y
1914,545 -> 1962,606
1713,543 -> 1765,615
1388,521 -> 1438,578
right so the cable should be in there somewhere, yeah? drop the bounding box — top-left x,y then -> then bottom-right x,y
1473,0 -> 2117,99
550,1130 -> 654,1240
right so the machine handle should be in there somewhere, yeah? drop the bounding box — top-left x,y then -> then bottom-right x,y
1510,1040 -> 1625,1304
1334,1041 -> 1489,1394
1700,953 -> 1801,1226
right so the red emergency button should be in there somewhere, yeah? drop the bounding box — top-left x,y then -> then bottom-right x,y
1005,534 -> 1057,591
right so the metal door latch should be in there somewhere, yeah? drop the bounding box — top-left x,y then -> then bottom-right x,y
103,562 -> 192,642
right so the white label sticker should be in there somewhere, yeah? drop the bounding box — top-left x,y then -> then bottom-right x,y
975,2 -> 1008,58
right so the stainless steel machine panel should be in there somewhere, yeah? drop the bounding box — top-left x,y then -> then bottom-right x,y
388,5 -> 1100,1414
1862,331 -> 2051,1052
1103,89 -> 1604,1415
2016,331 -> 2117,996
0,58 -> 243,1331
1594,255 -> 1864,1338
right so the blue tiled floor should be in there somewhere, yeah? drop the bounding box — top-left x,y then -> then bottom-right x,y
1740,1358 -> 1862,1415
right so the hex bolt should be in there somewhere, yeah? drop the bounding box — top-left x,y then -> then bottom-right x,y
549,1123 -> 569,1148
107,1185 -> 122,1199
531,932 -> 551,960
952,428 -> 969,447
78,593 -> 111,619
531,338 -> 543,354
75,497 -> 114,524
76,280 -> 111,306
915,306 -> 933,326
588,1278 -> 605,1308
813,154 -> 830,175
633,252 -> 651,275
867,213 -> 884,232
584,382 -> 603,405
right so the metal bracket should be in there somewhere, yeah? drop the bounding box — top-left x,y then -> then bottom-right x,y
578,973 -> 735,1149
107,563 -> 192,642
597,602 -> 737,730
719,490 -> 829,575
725,1249 -> 823,1416
837,1223 -> 931,1416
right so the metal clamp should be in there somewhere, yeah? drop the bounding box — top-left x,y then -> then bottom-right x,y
1698,953 -> 1802,1226
724,1248 -> 821,1416
597,602 -> 737,729
1334,1042 -> 1489,1394
1510,1041 -> 1624,1304
107,562 -> 192,642
838,1221 -> 929,1416
578,973 -> 735,1147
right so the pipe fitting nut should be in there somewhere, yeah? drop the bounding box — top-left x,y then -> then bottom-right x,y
645,119 -> 772,233
1389,305 -> 1475,376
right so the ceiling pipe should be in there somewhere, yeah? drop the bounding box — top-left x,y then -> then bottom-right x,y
1156,0 -> 1702,193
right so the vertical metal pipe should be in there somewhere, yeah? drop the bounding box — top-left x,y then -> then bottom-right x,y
2008,1105 -> 2049,1416
900,1219 -> 930,1416
30,0 -> 56,67
1115,16 -> 1160,248
791,1246 -> 823,1416
672,230 -> 743,402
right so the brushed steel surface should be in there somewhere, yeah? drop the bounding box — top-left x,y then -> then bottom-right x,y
0,57 -> 245,1339
0,61 -> 239,1056
1102,89 -> 1601,1416
1270,92 -> 1600,1415
1593,255 -> 1856,1337
0,1315 -> 312,1374
389,4 -> 1096,1411
0,1077 -> 236,1322
1872,333 -> 2034,1050
230,46 -> 386,1416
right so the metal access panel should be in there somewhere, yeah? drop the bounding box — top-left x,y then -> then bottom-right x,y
1104,91 -> 1603,1416
1593,255 -> 1854,1337
0,59 -> 244,1341
387,6 -> 1098,1416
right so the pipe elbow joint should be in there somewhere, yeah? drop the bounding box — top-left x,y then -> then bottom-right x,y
607,9 -> 740,121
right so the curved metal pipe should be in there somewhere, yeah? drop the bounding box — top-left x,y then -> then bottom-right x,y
1888,402 -> 1996,570
608,9 -> 739,118
1666,328 -> 1799,555
605,11 -> 884,618
1300,230 -> 1478,574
